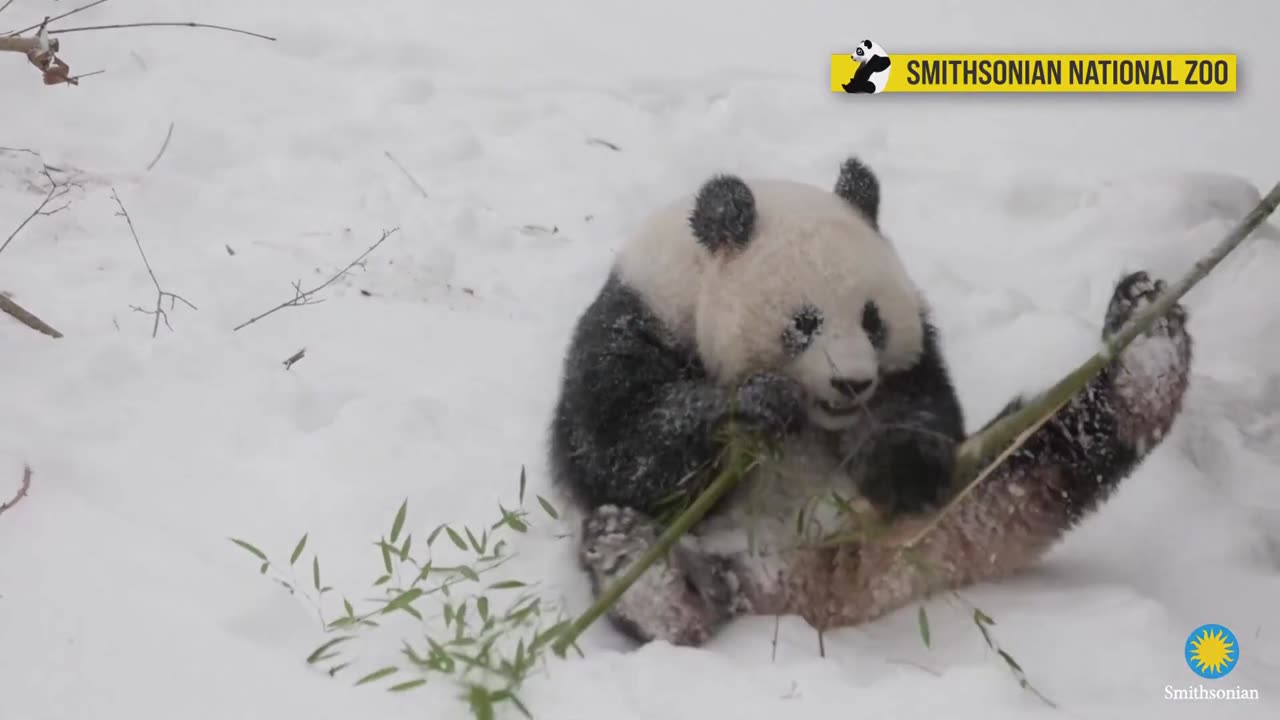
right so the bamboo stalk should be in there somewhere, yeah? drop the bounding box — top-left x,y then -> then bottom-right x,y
549,441 -> 760,656
0,36 -> 55,53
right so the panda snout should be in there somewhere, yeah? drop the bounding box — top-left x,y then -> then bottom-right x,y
830,377 -> 874,399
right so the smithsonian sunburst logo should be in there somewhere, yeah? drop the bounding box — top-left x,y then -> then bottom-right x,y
1186,624 -> 1238,678
1164,624 -> 1260,701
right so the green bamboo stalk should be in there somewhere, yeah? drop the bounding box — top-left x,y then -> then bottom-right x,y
549,440 -> 761,656
551,179 -> 1280,649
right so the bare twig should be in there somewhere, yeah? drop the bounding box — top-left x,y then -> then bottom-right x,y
385,151 -> 428,198
233,227 -> 399,332
283,347 -> 306,370
66,67 -> 103,83
46,22 -> 277,42
146,121 -> 175,171
587,137 -> 621,152
110,188 -> 197,338
4,0 -> 111,37
0,1 -> 14,17
0,156 -> 74,259
0,293 -> 63,338
0,465 -> 32,517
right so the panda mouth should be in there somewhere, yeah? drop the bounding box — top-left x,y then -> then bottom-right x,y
816,399 -> 862,417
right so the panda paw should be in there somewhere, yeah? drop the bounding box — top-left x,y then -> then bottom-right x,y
729,372 -> 808,440
855,427 -> 956,518
1102,270 -> 1193,377
579,504 -> 741,647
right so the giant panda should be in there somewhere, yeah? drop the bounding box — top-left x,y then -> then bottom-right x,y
547,157 -> 1193,647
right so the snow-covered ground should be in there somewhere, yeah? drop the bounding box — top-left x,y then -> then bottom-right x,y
2,0 -> 1278,717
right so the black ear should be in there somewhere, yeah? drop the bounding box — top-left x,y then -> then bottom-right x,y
862,39 -> 872,49
834,156 -> 880,227
689,174 -> 756,253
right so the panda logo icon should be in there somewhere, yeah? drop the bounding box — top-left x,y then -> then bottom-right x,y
842,39 -> 891,94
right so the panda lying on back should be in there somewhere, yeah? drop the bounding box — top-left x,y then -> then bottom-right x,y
548,157 -> 1193,646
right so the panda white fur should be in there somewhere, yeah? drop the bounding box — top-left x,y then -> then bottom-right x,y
548,157 -> 1193,646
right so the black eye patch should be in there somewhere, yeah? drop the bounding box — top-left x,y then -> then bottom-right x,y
862,301 -> 887,349
783,304 -> 823,354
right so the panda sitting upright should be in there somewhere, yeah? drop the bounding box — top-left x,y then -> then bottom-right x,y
547,157 -> 1193,647
843,39 -> 891,94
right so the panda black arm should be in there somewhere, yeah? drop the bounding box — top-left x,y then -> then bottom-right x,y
843,315 -> 966,517
549,273 -> 765,516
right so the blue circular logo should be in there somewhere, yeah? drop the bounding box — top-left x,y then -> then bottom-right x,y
1185,624 -> 1239,679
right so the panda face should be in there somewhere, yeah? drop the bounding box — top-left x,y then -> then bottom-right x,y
689,178 -> 925,430
854,39 -> 887,64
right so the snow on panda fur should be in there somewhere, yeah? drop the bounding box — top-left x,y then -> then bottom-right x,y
547,157 -> 1193,647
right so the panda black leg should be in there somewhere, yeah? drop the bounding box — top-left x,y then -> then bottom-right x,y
579,504 -> 746,647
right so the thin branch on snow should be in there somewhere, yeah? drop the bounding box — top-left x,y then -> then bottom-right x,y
0,465 -> 32,518
0,1 -> 14,18
146,121 -> 175,171
3,0 -> 113,37
232,227 -> 400,332
4,2 -> 273,86
0,150 -> 76,259
385,151 -> 429,198
0,292 -> 63,338
46,22 -> 277,42
282,347 -> 306,370
110,188 -> 198,338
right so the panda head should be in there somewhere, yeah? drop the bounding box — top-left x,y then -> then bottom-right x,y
853,39 -> 887,64
686,160 -> 925,430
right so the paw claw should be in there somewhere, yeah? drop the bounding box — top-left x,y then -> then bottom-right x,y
1104,270 -> 1189,339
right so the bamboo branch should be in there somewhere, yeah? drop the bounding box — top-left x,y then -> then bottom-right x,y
548,178 -> 1280,648
0,35 -> 56,53
0,293 -> 63,338
549,439 -> 763,656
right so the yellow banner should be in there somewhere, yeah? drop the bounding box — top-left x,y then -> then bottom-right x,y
830,53 -> 1238,93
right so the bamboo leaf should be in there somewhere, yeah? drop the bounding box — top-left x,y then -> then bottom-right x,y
488,579 -> 526,590
445,527 -> 468,551
354,665 -> 398,686
388,678 -> 427,692
382,588 -> 424,614
537,495 -> 559,519
229,538 -> 268,562
917,606 -> 931,647
306,635 -> 356,664
390,500 -> 408,543
289,533 -> 308,566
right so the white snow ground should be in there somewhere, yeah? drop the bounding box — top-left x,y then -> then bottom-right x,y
2,0 -> 1279,717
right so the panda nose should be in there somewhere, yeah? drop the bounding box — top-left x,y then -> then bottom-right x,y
831,377 -> 873,398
